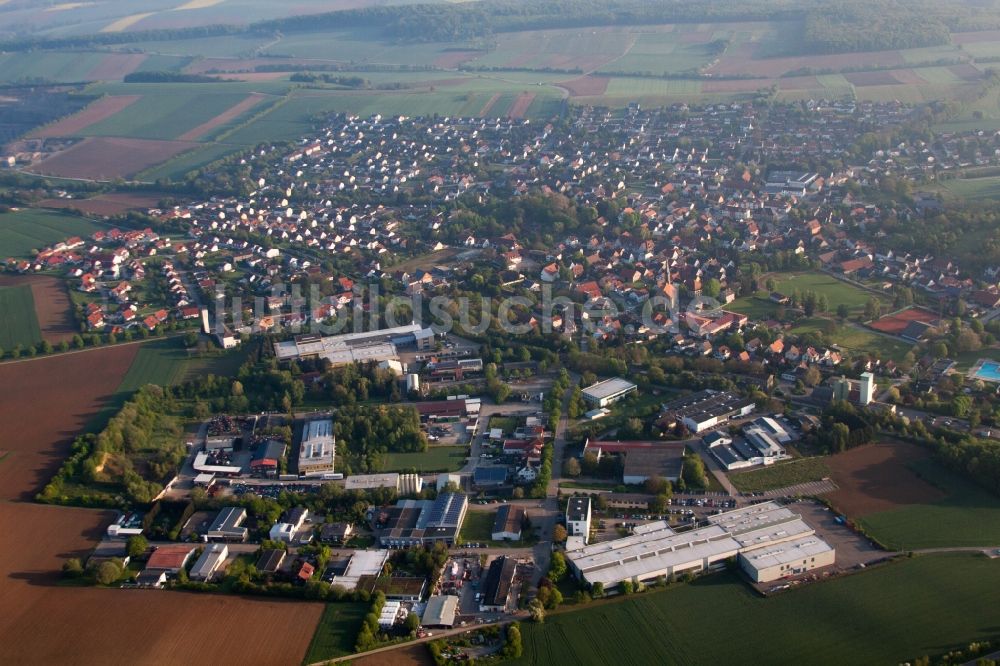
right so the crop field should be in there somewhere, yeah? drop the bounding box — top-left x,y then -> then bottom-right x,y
29,137 -> 200,180
302,602 -> 368,664
116,336 -> 197,394
175,92 -> 271,141
75,88 -> 264,140
470,27 -> 634,73
31,95 -> 142,138
512,554 -> 1000,666
379,446 -> 466,473
0,344 -> 138,501
0,275 -> 75,344
37,192 -> 166,217
0,503 -> 323,665
825,444 -> 1000,549
0,209 -> 104,258
728,457 -> 831,493
0,284 -> 42,350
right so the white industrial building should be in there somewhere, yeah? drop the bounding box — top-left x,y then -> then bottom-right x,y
327,549 -> 390,590
566,501 -> 834,589
581,377 -> 638,407
190,544 -> 229,581
298,419 -> 335,476
739,535 -> 836,582
661,390 -> 755,434
273,323 -> 434,367
422,595 -> 459,628
345,473 -> 401,492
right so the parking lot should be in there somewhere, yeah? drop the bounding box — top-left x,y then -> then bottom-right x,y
753,499 -> 892,595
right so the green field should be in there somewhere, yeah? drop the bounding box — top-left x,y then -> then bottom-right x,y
938,175 -> 1000,202
301,602 -> 368,665
78,87 -> 269,140
0,209 -> 105,259
728,457 -> 831,493
859,459 -> 1000,549
458,508 -> 532,546
512,554 -> 1000,666
0,285 -> 42,350
772,272 -> 878,314
117,336 -> 193,393
726,295 -> 780,320
378,446 -> 467,473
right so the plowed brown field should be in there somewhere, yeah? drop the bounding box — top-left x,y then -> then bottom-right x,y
825,442 -> 944,517
0,347 -> 324,666
0,345 -> 138,501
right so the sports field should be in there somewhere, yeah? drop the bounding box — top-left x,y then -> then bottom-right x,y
0,209 -> 104,258
0,285 -> 42,350
511,554 -> 1000,666
379,446 -> 466,473
772,272 -> 878,314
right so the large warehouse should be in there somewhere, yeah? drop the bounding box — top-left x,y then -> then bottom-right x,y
660,390 -> 755,434
566,501 -> 834,589
273,323 -> 435,366
582,377 -> 638,407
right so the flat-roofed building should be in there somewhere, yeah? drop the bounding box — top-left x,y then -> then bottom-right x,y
298,419 -> 335,476
582,377 -> 638,407
345,473 -> 400,492
423,595 -> 459,627
207,507 -> 249,542
660,390 -> 755,434
567,501 -> 834,591
566,496 -> 592,543
325,549 -> 390,590
190,544 -> 228,581
568,522 -> 740,590
273,324 -> 433,367
740,535 -> 836,582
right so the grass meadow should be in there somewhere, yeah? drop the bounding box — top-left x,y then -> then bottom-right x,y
512,554 -> 1000,665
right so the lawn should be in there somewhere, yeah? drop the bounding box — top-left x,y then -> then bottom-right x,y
0,285 -> 42,350
85,336 -> 197,432
859,459 -> 1000,550
938,175 -> 1000,202
511,554 -> 1000,666
0,209 -> 105,259
301,602 -> 367,665
726,295 -> 779,320
378,446 -> 467,473
728,457 -> 831,493
458,508 -> 532,547
772,271 -> 878,314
